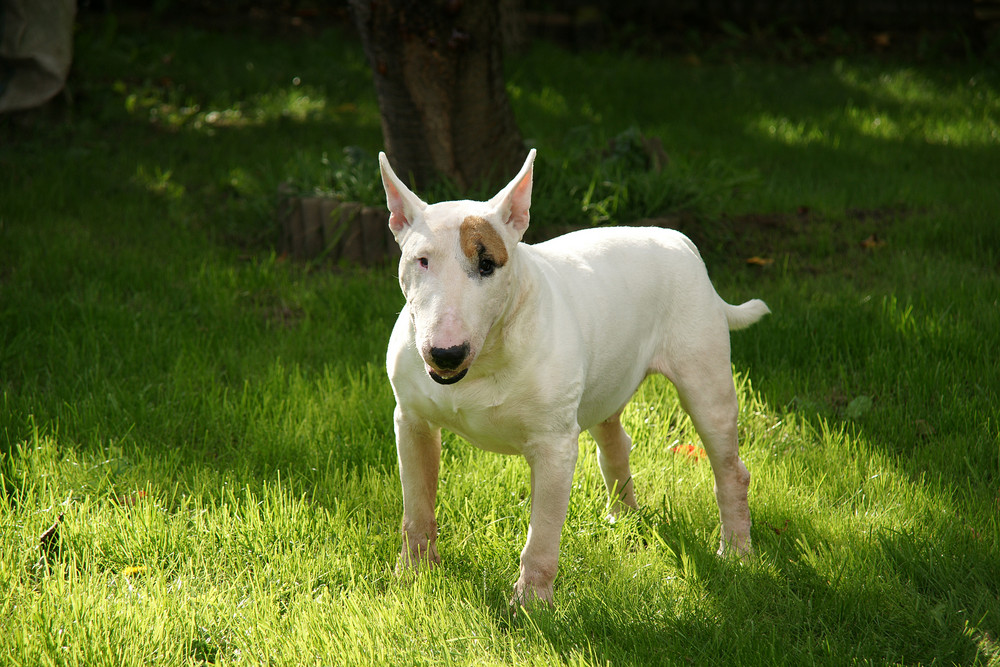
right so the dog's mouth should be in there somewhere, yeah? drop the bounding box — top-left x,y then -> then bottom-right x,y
428,367 -> 468,385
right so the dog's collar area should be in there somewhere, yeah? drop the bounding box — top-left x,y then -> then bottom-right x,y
429,368 -> 468,385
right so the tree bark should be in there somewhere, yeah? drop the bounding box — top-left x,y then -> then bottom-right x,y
350,0 -> 526,192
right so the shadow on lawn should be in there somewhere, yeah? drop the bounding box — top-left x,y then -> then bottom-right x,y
499,513 -> 998,664
435,472 -> 997,663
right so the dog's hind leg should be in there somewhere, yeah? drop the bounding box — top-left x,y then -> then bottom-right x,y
665,350 -> 753,558
590,412 -> 639,520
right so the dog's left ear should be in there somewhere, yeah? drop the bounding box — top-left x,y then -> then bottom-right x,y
489,148 -> 535,241
379,152 -> 427,242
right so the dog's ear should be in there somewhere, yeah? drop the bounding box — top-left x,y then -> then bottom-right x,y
489,148 -> 535,241
379,152 -> 427,239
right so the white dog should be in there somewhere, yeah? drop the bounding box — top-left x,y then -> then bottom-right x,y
380,149 -> 769,606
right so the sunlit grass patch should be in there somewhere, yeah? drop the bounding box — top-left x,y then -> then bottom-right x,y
118,80 -> 366,132
833,63 -> 1000,146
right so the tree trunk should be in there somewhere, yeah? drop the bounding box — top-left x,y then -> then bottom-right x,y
350,0 -> 526,192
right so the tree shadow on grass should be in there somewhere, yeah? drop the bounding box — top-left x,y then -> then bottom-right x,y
497,506 -> 998,665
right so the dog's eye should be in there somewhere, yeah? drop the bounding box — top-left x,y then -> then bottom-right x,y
417,257 -> 429,269
478,257 -> 495,277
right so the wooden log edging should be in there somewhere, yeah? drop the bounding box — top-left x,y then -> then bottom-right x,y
279,190 -> 399,266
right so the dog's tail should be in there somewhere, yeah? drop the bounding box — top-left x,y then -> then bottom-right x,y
724,299 -> 771,331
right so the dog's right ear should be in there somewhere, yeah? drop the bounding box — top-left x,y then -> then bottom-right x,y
379,152 -> 427,240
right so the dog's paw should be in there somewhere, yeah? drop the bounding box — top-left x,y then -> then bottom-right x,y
510,576 -> 555,610
395,542 -> 440,575
605,499 -> 638,524
716,536 -> 753,562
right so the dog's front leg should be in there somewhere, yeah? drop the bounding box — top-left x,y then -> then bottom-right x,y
394,407 -> 442,571
512,438 -> 579,607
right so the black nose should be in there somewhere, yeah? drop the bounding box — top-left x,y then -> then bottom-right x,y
429,343 -> 469,370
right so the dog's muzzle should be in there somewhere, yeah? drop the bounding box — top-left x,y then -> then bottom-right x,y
427,343 -> 470,384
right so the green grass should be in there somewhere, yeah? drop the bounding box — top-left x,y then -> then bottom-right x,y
2,15 -> 999,666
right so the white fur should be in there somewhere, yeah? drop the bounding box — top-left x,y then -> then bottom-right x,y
380,149 -> 770,606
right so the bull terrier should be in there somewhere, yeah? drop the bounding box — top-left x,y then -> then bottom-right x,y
380,148 -> 770,606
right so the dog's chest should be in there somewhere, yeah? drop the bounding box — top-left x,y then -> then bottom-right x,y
414,386 -> 540,456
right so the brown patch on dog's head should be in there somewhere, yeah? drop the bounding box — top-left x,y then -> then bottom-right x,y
460,216 -> 508,267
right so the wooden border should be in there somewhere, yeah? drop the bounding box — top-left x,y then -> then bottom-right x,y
280,191 -> 399,266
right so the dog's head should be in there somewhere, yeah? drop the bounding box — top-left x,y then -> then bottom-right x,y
380,149 -> 536,385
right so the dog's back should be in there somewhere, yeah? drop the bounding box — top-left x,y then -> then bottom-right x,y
529,226 -> 768,334
518,226 -> 766,429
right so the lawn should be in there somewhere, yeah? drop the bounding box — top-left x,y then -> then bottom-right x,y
1,14 -> 998,666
